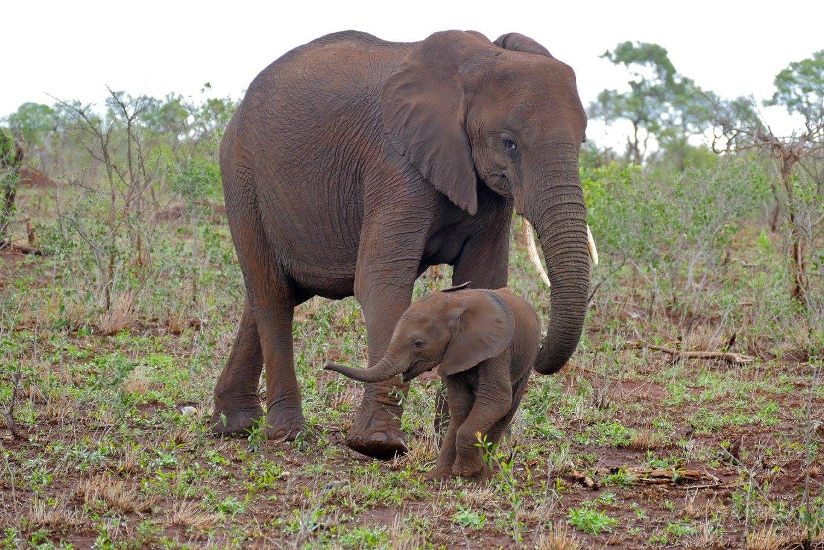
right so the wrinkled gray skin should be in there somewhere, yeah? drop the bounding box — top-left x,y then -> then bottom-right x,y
326,285 -> 541,480
212,29 -> 590,460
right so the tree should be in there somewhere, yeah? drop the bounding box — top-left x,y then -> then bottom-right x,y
711,51 -> 824,308
54,89 -> 163,310
766,50 -> 824,122
589,41 -> 713,166
5,102 -> 57,149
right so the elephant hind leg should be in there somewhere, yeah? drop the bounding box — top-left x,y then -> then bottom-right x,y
250,271 -> 305,441
482,373 -> 531,463
211,299 -> 265,435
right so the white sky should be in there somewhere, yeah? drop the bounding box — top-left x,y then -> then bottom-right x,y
3,0 -> 823,151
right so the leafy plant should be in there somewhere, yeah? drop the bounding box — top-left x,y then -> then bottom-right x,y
453,505 -> 486,529
567,502 -> 618,535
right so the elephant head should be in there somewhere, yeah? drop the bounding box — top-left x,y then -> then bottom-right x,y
381,30 -> 591,374
325,285 -> 515,383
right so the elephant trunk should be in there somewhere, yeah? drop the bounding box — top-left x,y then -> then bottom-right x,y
324,354 -> 403,383
530,150 -> 591,375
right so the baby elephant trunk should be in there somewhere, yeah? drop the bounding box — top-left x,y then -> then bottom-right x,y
324,355 -> 401,383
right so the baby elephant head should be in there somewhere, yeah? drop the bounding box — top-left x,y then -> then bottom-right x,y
325,284 -> 515,383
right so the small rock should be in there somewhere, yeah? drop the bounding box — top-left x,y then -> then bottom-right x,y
180,406 -> 197,416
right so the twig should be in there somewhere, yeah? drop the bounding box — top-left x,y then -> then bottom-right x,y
651,345 -> 755,365
5,362 -> 27,440
676,482 -> 739,491
626,342 -> 755,365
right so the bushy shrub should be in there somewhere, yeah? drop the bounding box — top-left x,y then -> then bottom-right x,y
583,156 -> 781,345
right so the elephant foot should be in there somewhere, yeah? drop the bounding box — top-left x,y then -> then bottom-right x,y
210,401 -> 265,436
345,391 -> 407,459
423,467 -> 455,481
452,459 -> 490,481
264,404 -> 306,441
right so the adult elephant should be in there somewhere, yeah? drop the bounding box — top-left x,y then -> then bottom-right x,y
211,29 -> 592,459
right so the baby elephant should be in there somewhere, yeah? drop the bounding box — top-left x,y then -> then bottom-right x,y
325,283 -> 540,480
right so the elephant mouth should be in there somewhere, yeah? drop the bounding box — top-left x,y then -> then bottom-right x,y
403,360 -> 439,382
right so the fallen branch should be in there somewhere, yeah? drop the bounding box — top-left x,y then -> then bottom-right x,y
626,467 -> 704,485
570,469 -> 598,490
625,342 -> 755,365
649,345 -> 755,365
0,240 -> 43,256
593,466 -> 714,487
675,481 -> 739,491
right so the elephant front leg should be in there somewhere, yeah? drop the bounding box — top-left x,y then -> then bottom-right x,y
346,284 -> 414,459
346,215 -> 426,459
452,357 -> 513,480
425,378 -> 473,480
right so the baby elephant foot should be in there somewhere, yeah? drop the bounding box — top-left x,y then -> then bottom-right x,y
452,459 -> 491,481
423,467 -> 455,481
264,405 -> 306,441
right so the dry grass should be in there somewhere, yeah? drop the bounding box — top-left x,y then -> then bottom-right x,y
123,364 -> 151,394
460,484 -> 504,512
27,498 -> 84,529
75,474 -> 159,513
627,428 -> 658,451
98,290 -> 137,335
743,527 -> 824,550
116,446 -> 142,476
746,527 -> 787,550
169,500 -> 220,531
536,522 -> 581,550
165,308 -> 190,335
385,514 -> 426,550
398,430 -> 438,471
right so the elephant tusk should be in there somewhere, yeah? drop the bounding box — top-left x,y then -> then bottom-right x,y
587,224 -> 599,266
522,218 -> 551,288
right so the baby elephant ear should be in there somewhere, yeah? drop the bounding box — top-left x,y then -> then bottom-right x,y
439,290 -> 515,377
493,32 -> 553,58
442,281 -> 471,293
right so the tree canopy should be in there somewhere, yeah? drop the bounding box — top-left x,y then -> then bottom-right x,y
589,41 -> 713,165
764,49 -> 824,122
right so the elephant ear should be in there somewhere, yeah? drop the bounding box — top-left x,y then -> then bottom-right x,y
493,32 -> 553,58
439,290 -> 515,376
381,31 -> 488,215
442,281 -> 471,293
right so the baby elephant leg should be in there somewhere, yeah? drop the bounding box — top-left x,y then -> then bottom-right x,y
485,373 -> 530,446
425,379 -> 473,480
452,358 -> 513,480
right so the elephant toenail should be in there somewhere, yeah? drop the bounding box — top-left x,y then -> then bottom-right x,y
372,432 -> 388,443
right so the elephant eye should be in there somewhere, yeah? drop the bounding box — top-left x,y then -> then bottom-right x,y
502,138 -> 518,154
413,339 -> 424,348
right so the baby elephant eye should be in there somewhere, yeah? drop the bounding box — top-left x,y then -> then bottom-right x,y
502,138 -> 517,154
413,339 -> 424,348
